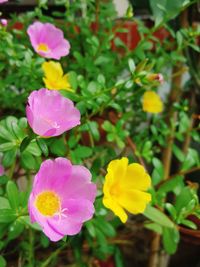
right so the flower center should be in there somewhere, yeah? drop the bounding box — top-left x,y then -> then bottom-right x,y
35,191 -> 60,216
37,43 -> 49,53
110,184 -> 121,197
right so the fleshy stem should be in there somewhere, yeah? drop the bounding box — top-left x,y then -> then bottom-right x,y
8,159 -> 16,179
40,243 -> 67,267
126,137 -> 147,169
28,229 -> 34,267
149,8 -> 189,267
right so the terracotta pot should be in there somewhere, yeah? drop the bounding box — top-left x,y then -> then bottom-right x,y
179,215 -> 200,245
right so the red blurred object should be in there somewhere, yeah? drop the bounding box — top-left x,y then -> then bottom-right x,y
112,20 -> 141,51
11,21 -> 24,31
91,21 -> 99,33
97,257 -> 115,267
111,20 -> 171,53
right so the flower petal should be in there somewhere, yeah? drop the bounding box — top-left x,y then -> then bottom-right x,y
47,217 -> 82,236
33,158 -> 72,194
62,198 -> 95,223
66,165 -> 96,202
123,163 -> 151,191
106,157 -> 128,187
118,189 -> 151,215
103,197 -> 128,223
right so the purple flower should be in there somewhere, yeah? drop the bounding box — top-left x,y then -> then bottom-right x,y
0,0 -> 8,3
26,88 -> 80,137
28,158 -> 96,241
27,22 -> 70,60
0,164 -> 4,176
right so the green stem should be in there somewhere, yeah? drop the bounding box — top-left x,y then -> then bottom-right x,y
8,159 -> 16,179
28,229 -> 34,267
40,243 -> 67,267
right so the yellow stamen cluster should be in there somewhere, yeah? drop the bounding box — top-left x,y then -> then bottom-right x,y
35,191 -> 60,216
37,43 -> 49,53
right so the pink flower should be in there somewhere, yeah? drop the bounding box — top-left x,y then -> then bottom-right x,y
27,22 -> 70,60
26,88 -> 80,137
28,158 -> 96,241
0,19 -> 8,27
0,164 -> 4,176
0,0 -> 8,3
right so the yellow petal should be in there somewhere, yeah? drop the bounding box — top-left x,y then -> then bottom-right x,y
122,163 -> 151,191
107,157 -> 128,184
118,189 -> 151,215
59,74 -> 73,91
43,77 -> 58,90
142,91 -> 163,113
42,61 -> 63,80
103,196 -> 128,223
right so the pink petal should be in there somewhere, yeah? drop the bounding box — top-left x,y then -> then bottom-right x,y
33,158 -> 72,194
64,165 -> 97,202
61,198 -> 95,223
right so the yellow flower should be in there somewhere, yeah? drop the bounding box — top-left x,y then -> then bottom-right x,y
42,61 -> 73,91
103,157 -> 151,223
142,91 -> 163,113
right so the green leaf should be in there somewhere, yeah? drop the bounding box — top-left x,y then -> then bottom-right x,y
172,144 -> 185,162
0,209 -> 16,223
144,205 -> 174,228
95,228 -> 109,252
87,121 -> 100,141
20,216 -> 41,231
152,158 -> 164,185
36,138 -> 49,157
0,197 -> 10,209
102,121 -> 113,132
18,118 -> 28,129
181,149 -> 199,171
0,175 -> 8,185
150,0 -> 188,26
144,222 -> 163,234
68,71 -> 78,90
5,116 -> 18,134
0,125 -> 14,141
20,136 -> 32,153
21,152 -> 37,170
8,221 -> 24,240
128,58 -> 136,74
174,187 -> 194,215
162,227 -> 179,254
26,141 -> 42,156
165,203 -> 177,220
114,247 -> 124,267
97,74 -> 106,85
0,142 -> 15,152
6,181 -> 20,210
11,121 -> 25,140
85,221 -> 96,238
94,217 -> 116,237
181,219 -> 197,230
50,138 -> 67,156
2,149 -> 17,167
73,145 -> 93,159
157,176 -> 184,196
176,31 -> 183,48
0,256 -> 6,267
